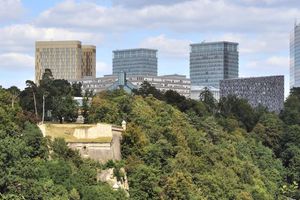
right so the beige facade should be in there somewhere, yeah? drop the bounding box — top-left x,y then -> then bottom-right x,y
38,123 -> 124,163
35,41 -> 96,83
82,45 -> 96,78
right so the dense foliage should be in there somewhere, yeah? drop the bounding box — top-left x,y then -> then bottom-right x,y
19,69 -> 85,123
0,87 -> 126,199
1,78 -> 300,199
87,84 -> 296,199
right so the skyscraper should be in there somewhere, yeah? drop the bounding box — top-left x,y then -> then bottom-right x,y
190,41 -> 239,88
35,41 -> 96,83
290,23 -> 300,88
112,48 -> 157,76
82,45 -> 96,78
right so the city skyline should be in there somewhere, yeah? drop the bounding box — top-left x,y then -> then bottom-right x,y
0,0 -> 299,97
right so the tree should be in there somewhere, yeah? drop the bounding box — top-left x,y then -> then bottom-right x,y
280,87 -> 300,125
6,86 -> 20,109
69,188 -> 80,200
52,95 -> 78,123
218,95 -> 259,132
22,122 -> 48,158
133,81 -> 164,100
252,113 -> 284,154
72,82 -> 82,97
199,87 -> 217,114
25,80 -> 38,118
128,164 -> 161,200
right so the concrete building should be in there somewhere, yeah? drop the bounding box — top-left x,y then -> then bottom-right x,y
72,74 -> 191,97
35,41 -> 96,83
190,41 -> 239,88
220,76 -> 284,113
113,48 -> 158,76
38,123 -> 124,163
290,22 -> 300,88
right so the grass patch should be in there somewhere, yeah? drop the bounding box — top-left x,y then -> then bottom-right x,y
45,124 -> 112,143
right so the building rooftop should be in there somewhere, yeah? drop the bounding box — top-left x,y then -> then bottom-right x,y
190,41 -> 239,46
36,40 -> 81,45
38,123 -> 118,143
113,48 -> 157,53
221,75 -> 284,81
82,45 -> 96,49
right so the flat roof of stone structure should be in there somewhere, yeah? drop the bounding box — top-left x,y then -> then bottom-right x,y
38,123 -> 123,143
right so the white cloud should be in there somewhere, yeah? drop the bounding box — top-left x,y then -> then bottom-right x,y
112,0 -> 192,8
212,32 -> 289,55
35,0 -> 300,34
244,56 -> 289,73
0,53 -> 34,69
140,35 -> 190,58
265,56 -> 289,67
0,24 -> 103,53
0,0 -> 23,22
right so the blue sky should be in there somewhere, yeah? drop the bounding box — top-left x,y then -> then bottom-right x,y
0,0 -> 299,96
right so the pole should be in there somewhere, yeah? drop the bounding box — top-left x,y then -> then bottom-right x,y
42,94 -> 45,124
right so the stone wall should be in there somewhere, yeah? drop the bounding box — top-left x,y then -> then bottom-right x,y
38,123 -> 124,163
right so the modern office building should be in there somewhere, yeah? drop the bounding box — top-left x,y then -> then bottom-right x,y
290,22 -> 300,88
220,76 -> 284,113
72,74 -> 191,97
190,41 -> 239,88
113,48 -> 158,76
82,45 -> 96,79
35,41 -> 96,83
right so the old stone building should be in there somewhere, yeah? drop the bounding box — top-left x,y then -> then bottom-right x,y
38,123 -> 124,163
220,76 -> 284,113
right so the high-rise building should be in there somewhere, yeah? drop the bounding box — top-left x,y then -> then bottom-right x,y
220,76 -> 284,113
290,23 -> 300,88
82,45 -> 96,79
112,48 -> 158,76
35,41 -> 96,83
190,41 -> 239,88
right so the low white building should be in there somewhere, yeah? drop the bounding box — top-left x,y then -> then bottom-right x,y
72,74 -> 191,98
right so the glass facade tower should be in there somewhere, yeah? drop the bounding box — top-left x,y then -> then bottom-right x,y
113,48 -> 157,76
290,23 -> 300,88
190,41 -> 239,88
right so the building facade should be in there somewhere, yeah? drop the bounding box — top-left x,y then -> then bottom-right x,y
190,41 -> 239,88
35,41 -> 96,83
220,76 -> 284,113
128,74 -> 190,97
82,45 -> 96,79
290,23 -> 300,88
113,48 -> 158,76
38,123 -> 124,163
73,74 -> 191,97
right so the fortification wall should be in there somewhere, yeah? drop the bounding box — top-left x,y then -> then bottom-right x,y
38,123 -> 124,163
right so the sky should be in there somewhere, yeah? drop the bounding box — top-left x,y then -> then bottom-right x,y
0,0 -> 299,96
